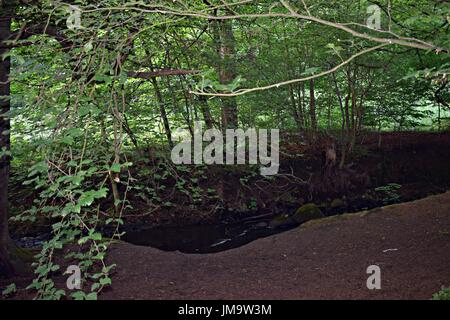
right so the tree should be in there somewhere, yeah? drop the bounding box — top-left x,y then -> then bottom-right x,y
218,20 -> 238,129
0,0 -> 448,297
0,8 -> 14,277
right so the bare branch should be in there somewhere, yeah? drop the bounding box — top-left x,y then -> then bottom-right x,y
190,44 -> 389,97
127,69 -> 201,79
80,1 -> 449,54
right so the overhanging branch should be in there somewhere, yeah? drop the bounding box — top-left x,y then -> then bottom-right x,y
127,69 -> 201,79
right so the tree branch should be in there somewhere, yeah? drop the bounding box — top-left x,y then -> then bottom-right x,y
191,44 -> 389,97
127,69 -> 201,79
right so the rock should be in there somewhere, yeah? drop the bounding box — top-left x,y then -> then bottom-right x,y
269,215 -> 295,228
254,222 -> 269,229
330,198 -> 345,208
292,203 -> 324,224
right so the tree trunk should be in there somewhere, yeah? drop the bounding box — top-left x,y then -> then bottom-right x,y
309,79 -> 317,136
327,94 -> 332,129
166,77 -> 194,138
218,20 -> 238,129
0,167 -> 14,277
199,95 -> 214,129
288,84 -> 302,130
150,76 -> 173,149
350,77 -> 357,153
212,18 -> 238,204
0,13 -> 14,277
297,83 -> 307,128
340,94 -> 351,169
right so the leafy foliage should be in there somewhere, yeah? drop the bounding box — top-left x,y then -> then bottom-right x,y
1,0 -> 448,299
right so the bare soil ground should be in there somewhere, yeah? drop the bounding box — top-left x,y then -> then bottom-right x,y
99,191 -> 450,300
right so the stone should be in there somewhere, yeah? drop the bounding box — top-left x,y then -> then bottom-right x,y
254,222 -> 269,229
330,198 -> 346,208
292,203 -> 324,224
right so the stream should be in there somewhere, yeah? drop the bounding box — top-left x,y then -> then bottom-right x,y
13,181 -> 450,253
121,218 -> 294,253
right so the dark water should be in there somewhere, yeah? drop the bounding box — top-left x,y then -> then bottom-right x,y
15,181 -> 449,252
14,213 -> 296,251
120,182 -> 449,253
122,219 -> 296,253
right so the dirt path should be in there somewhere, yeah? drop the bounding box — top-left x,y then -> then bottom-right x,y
102,192 -> 450,300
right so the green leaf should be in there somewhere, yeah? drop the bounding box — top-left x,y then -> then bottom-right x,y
78,193 -> 95,206
86,292 -> 98,300
92,252 -> 105,260
91,283 -> 101,291
60,136 -> 74,145
84,41 -> 93,53
54,289 -> 66,299
110,163 -> 121,173
94,73 -> 113,85
71,291 -> 86,300
2,283 -> 16,296
99,277 -> 112,286
50,264 -> 60,272
90,232 -> 102,241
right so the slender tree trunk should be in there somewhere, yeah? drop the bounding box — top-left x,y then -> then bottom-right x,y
327,94 -> 332,129
297,83 -> 306,128
339,93 -> 352,169
177,76 -> 196,136
199,95 -> 214,129
350,82 -> 356,132
283,27 -> 302,131
166,77 -> 194,138
289,84 -> 302,130
218,20 -> 238,129
331,72 -> 345,134
309,79 -> 317,135
331,72 -> 348,169
150,76 -> 173,149
212,17 -> 239,205
344,95 -> 351,134
122,114 -> 139,149
344,67 -> 352,135
0,13 -> 14,277
350,78 -> 357,153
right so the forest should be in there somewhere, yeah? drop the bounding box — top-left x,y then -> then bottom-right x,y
0,0 -> 449,301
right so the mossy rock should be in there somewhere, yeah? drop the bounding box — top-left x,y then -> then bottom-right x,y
292,203 -> 324,224
269,214 -> 295,228
330,198 -> 346,208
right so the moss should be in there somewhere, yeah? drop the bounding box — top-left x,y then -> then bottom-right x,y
11,246 -> 35,262
301,192 -> 450,230
301,211 -> 367,228
330,198 -> 345,208
4,242 -> 34,275
292,203 -> 324,224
